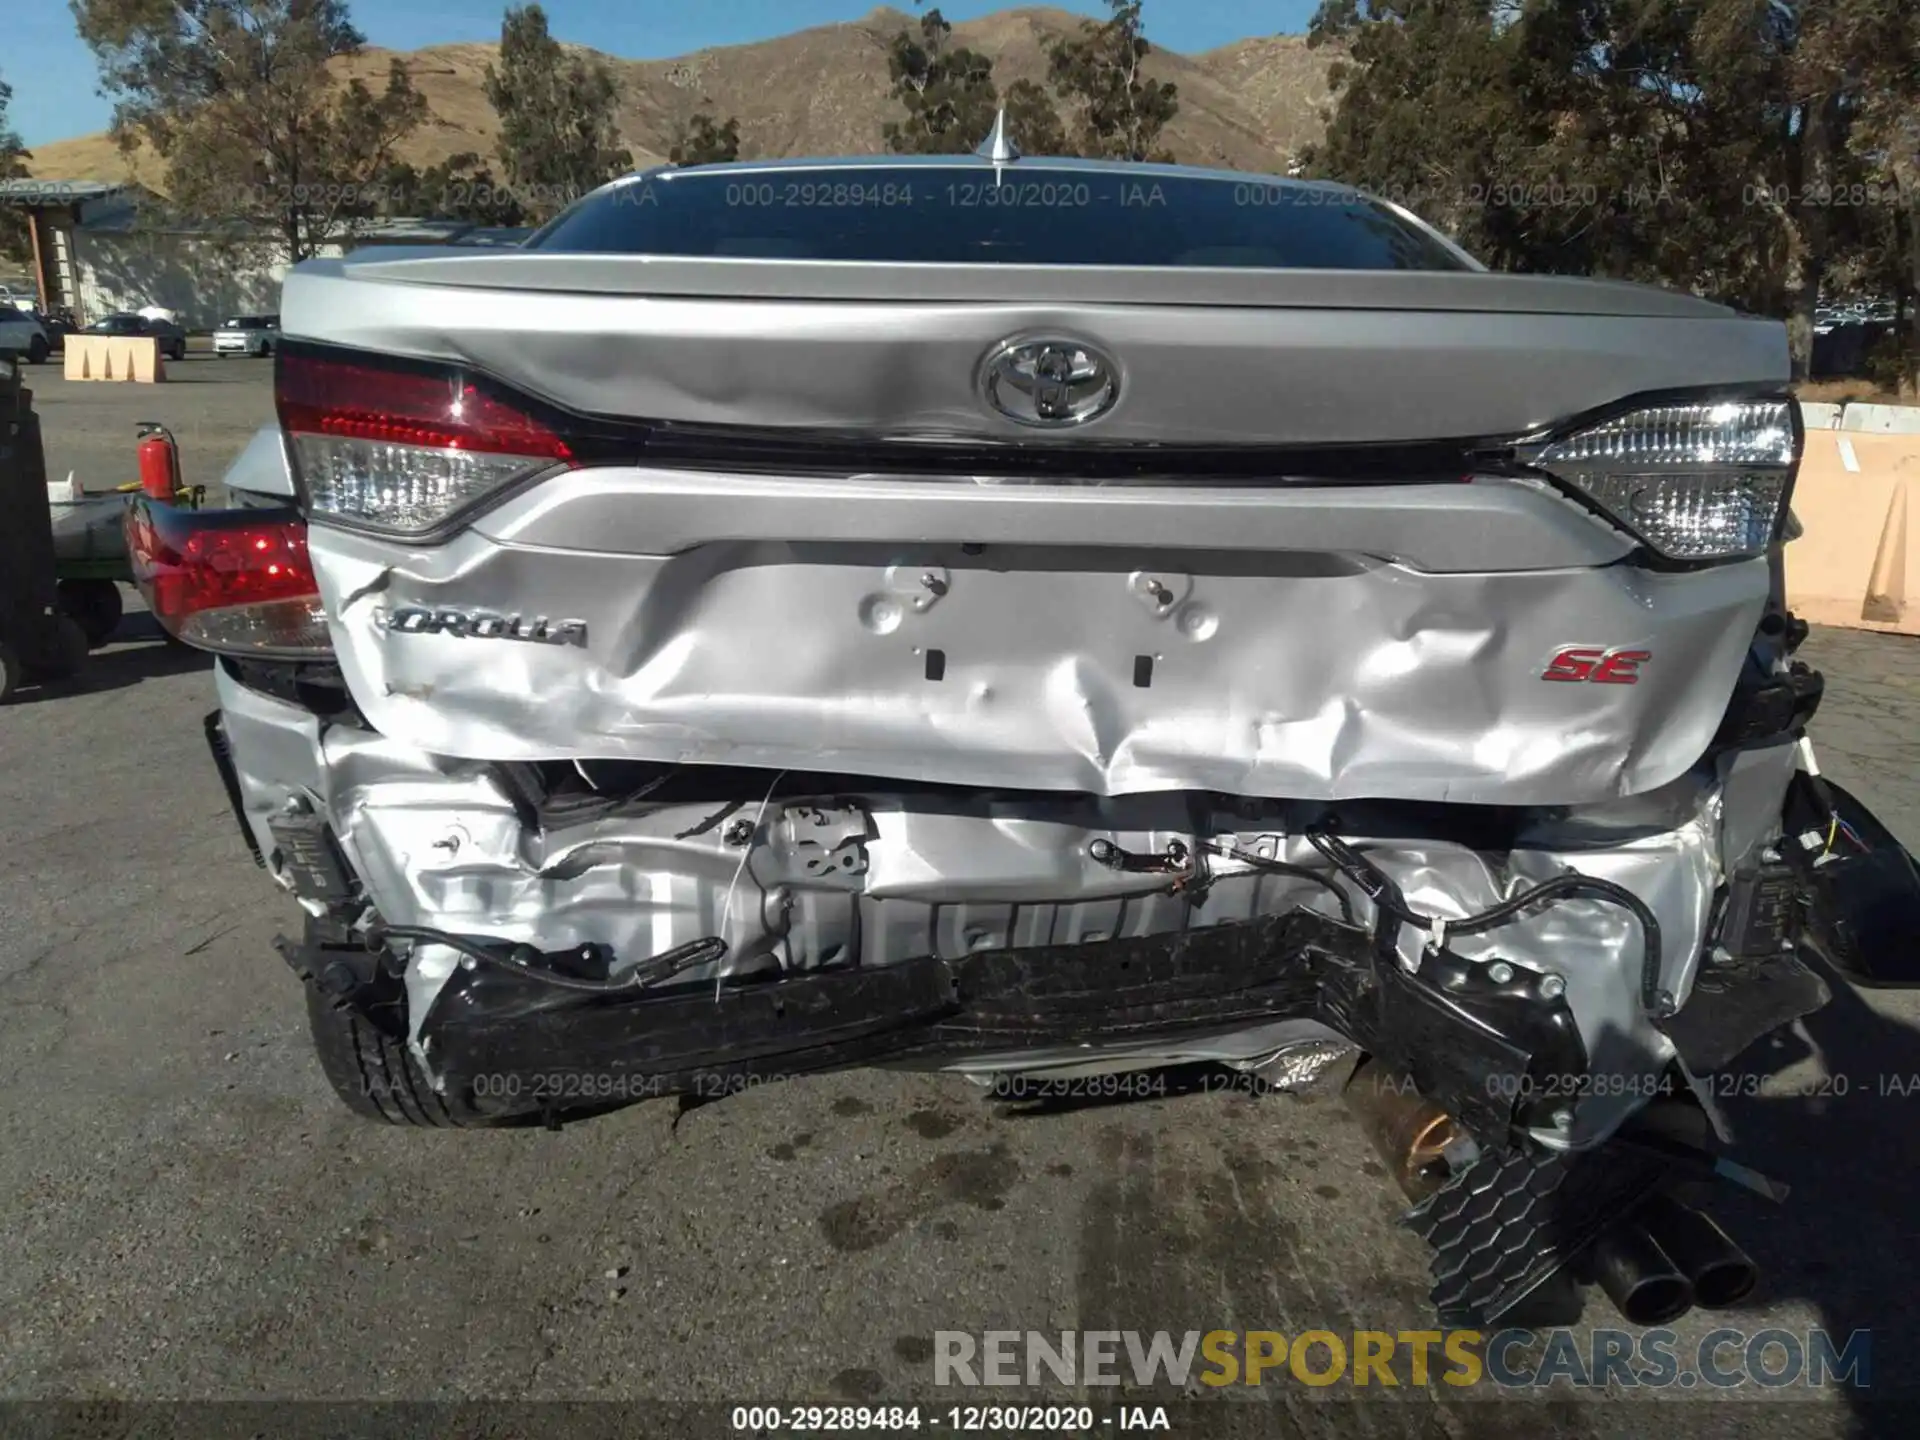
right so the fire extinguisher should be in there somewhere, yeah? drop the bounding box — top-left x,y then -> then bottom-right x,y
136,421 -> 180,502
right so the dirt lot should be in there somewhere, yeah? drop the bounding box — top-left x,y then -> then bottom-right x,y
3,374 -> 1920,1439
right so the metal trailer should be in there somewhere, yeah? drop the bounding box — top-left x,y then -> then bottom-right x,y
46,424 -> 205,649
0,357 -> 86,701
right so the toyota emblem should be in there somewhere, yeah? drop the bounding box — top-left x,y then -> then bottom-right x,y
977,337 -> 1121,428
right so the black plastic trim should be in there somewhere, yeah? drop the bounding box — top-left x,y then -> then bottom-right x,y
203,710 -> 266,869
1786,775 -> 1920,989
217,654 -> 364,724
413,906 -> 1587,1142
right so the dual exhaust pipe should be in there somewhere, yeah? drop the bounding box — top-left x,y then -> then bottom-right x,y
1590,1193 -> 1758,1326
1343,1061 -> 1758,1326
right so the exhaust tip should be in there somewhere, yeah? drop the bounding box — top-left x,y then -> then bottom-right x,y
1691,1256 -> 1759,1309
1614,1270 -> 1696,1327
1640,1195 -> 1759,1309
1591,1224 -> 1696,1327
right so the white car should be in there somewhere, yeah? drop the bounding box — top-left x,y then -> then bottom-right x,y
212,314 -> 280,357
0,308 -> 51,363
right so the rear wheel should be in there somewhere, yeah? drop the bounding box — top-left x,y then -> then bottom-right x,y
305,982 -> 483,1126
57,579 -> 123,648
297,918 -> 488,1127
24,615 -> 88,681
27,334 -> 48,364
0,640 -> 20,703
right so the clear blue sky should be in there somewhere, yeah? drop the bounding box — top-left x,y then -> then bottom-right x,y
6,0 -> 1316,149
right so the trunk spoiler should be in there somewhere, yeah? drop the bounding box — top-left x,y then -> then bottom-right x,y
308,250 -> 1738,319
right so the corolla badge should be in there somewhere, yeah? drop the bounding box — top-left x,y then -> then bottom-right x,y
978,337 -> 1121,427
379,605 -> 588,647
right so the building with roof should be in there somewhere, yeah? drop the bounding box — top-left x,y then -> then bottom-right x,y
0,179 -> 529,328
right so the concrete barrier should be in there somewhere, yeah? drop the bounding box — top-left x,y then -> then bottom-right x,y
1787,429 -> 1920,635
63,334 -> 164,382
1799,401 -> 1843,431
1840,402 -> 1920,435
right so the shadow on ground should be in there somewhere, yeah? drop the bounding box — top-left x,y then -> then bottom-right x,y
1710,958 -> 1920,1436
6,615 -> 211,706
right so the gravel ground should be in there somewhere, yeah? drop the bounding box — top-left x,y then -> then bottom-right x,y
2,376 -> 1919,1439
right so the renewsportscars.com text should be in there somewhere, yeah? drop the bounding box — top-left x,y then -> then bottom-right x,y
934,1328 -> 1872,1390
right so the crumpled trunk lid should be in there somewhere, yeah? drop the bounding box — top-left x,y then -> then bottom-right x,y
278,254 -> 1788,804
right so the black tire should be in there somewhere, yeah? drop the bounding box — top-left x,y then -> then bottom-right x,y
24,615 -> 89,681
171,342 -> 186,362
27,334 -> 48,364
58,579 -> 124,648
305,982 -> 482,1126
0,640 -> 20,703
258,339 -> 272,358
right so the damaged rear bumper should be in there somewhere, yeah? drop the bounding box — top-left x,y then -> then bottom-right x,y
375,908 -> 1590,1136
213,662 -> 1857,1149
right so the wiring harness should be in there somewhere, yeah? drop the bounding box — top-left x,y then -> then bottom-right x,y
371,924 -> 728,995
1300,828 -> 1669,1017
1207,825 -> 1666,1016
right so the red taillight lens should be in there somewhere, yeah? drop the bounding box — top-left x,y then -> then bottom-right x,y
277,348 -> 575,536
277,352 -> 572,460
125,500 -> 331,657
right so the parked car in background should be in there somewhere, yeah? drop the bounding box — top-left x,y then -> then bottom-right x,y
0,283 -> 39,314
83,311 -> 187,362
213,314 -> 280,357
0,307 -> 52,363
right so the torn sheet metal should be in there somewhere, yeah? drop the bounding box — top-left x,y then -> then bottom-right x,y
217,667 -> 1740,1148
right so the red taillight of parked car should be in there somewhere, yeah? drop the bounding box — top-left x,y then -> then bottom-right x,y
125,499 -> 332,657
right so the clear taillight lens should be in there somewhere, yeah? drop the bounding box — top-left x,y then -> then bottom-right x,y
125,500 -> 332,657
278,350 -> 575,536
1533,399 -> 1798,561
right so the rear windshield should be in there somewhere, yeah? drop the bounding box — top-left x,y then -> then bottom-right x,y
528,165 -> 1469,271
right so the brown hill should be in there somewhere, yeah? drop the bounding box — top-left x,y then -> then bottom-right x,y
26,6 -> 1335,189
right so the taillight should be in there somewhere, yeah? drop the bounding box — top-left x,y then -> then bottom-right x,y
125,500 -> 331,657
1528,397 -> 1800,562
277,347 -> 576,536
